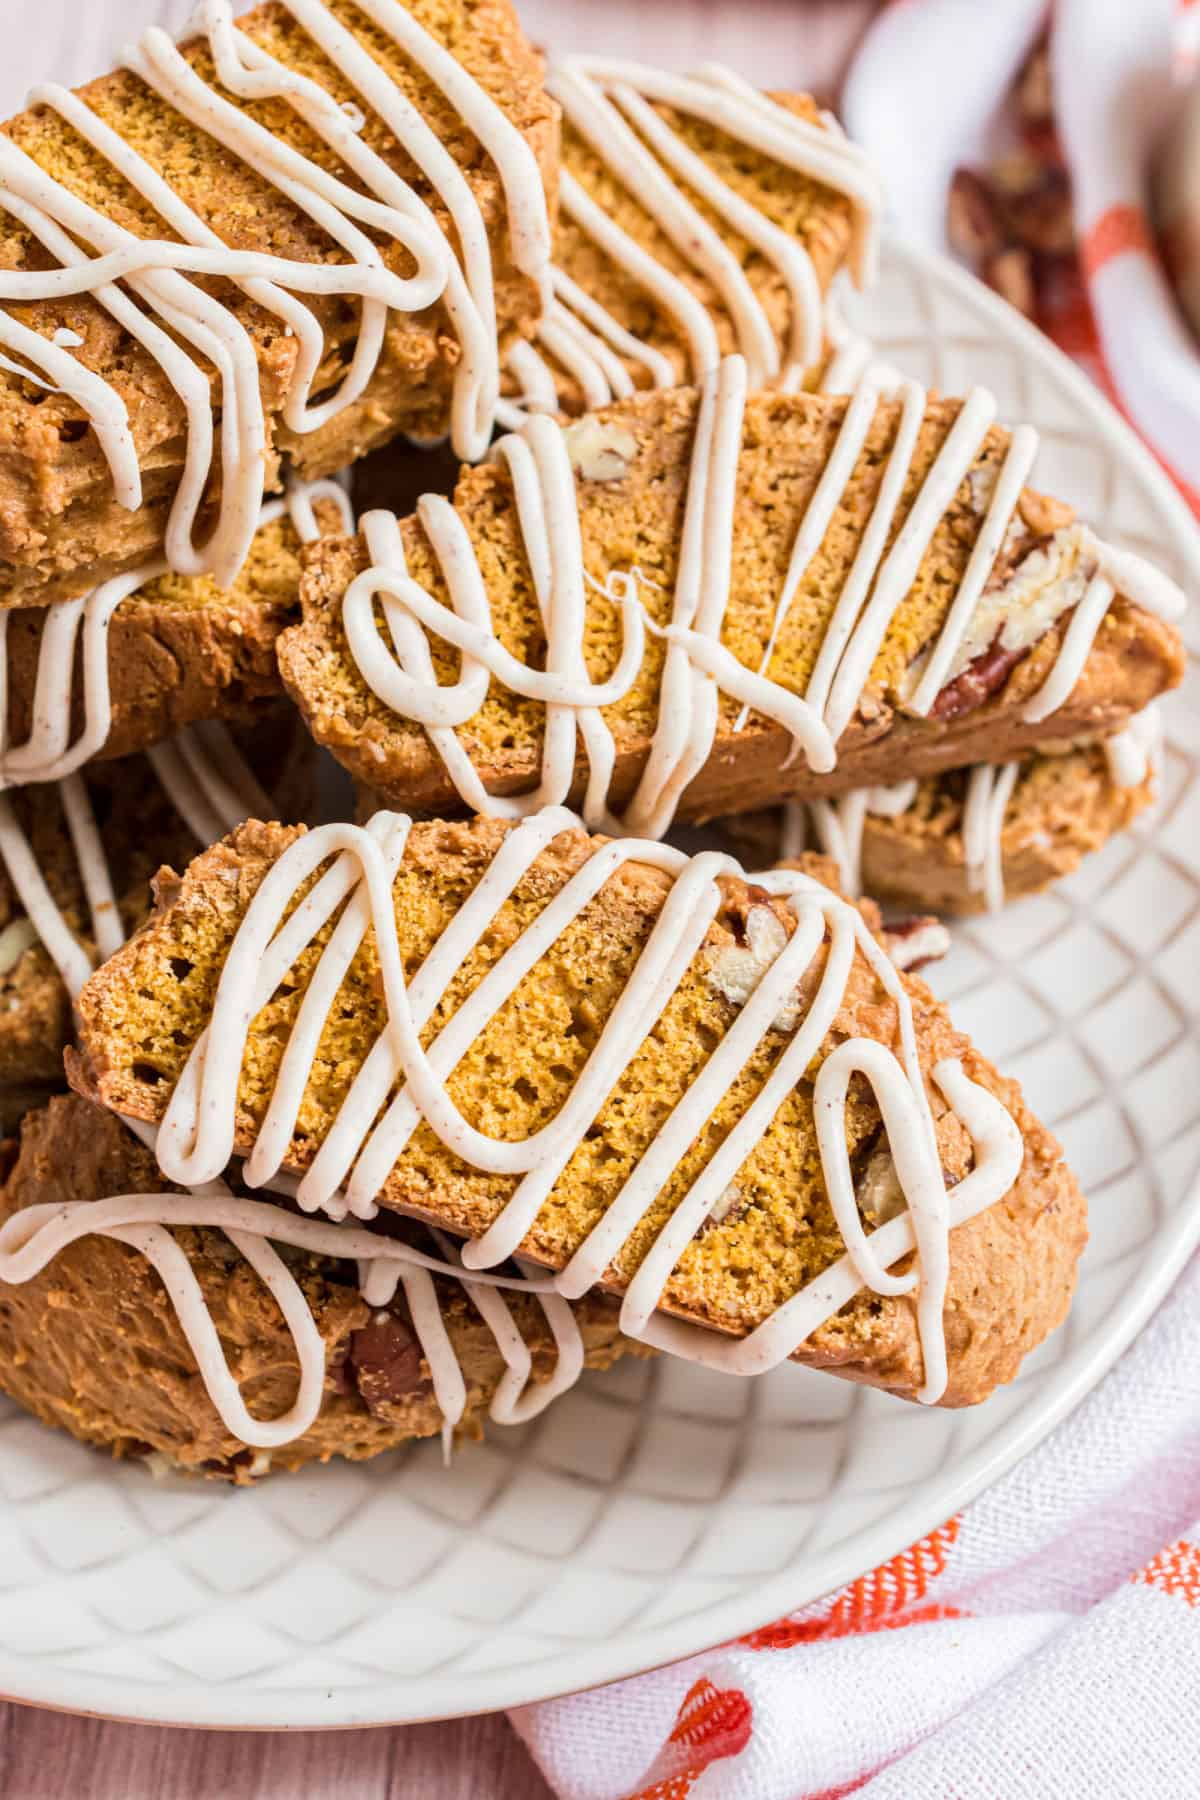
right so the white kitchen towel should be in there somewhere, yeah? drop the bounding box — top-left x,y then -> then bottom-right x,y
512,1252 -> 1200,1798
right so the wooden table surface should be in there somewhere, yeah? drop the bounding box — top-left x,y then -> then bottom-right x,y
0,2 -> 873,1793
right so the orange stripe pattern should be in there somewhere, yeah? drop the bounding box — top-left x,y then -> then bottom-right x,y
1081,202 -> 1157,281
627,1677 -> 754,1800
740,1518 -> 961,1651
1133,1539 -> 1200,1607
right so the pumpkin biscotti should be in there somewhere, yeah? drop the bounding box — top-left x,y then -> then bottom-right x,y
279,372 -> 1186,831
1,483 -> 349,782
69,812 -> 1087,1409
723,721 -> 1161,914
498,59 -> 880,420
0,0 -> 557,609
0,1093 -> 635,1481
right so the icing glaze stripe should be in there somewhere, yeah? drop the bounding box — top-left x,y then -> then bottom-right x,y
0,761 -> 585,1451
501,58 -> 882,417
781,702 -> 1162,913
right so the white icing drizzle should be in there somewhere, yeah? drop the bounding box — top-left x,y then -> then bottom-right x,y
0,1187 -> 574,1453
786,762 -> 1020,912
147,805 -> 1025,1407
781,696 -> 1163,914
1103,703 -> 1163,790
341,355 -> 1185,838
147,721 -> 276,848
0,723 -> 273,1003
0,0 -> 554,562
782,779 -> 920,897
498,58 -> 881,420
0,475 -> 348,795
961,762 -> 1021,914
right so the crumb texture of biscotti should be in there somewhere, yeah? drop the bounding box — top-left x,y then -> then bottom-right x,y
0,0 -> 557,605
71,816 -> 1087,1406
280,387 -> 1185,822
0,1095 -> 631,1478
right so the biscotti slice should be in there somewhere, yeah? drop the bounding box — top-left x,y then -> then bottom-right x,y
0,712 -> 305,1086
70,811 -> 1087,1408
0,1094 -> 633,1480
0,482 -> 350,781
497,60 -> 880,423
0,0 -> 556,609
722,710 -> 1162,915
279,369 -> 1186,832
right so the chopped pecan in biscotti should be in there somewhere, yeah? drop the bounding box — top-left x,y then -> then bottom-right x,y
929,635 -> 1031,723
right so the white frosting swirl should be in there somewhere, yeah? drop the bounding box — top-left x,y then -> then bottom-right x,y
498,58 -> 882,423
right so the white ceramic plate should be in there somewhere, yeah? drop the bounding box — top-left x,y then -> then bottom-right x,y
2,237 -> 1199,1729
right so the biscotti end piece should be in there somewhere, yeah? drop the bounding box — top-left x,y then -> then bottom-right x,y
0,0 -> 557,607
3,494 -> 351,771
0,1095 -> 633,1479
279,385 -> 1185,824
70,814 -> 1087,1408
724,740 -> 1158,915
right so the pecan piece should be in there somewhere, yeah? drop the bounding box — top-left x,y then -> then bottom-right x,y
948,169 -> 1004,262
694,1184 -> 748,1239
348,1310 -> 430,1417
1015,42 -> 1053,128
982,245 -> 1037,318
928,633 -> 1030,723
885,915 -> 951,973
1000,167 -> 1074,258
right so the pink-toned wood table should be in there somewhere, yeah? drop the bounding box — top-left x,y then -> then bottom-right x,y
0,0 -> 873,1791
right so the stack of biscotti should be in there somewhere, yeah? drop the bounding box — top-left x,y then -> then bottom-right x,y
0,0 -> 558,1105
0,0 -> 557,610
0,0 -> 1186,1494
0,2 -> 686,1480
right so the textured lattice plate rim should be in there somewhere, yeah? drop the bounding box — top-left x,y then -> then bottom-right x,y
1,234 -> 1198,1729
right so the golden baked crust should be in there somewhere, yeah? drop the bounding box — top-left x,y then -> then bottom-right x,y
723,741 -> 1156,914
0,0 -> 557,607
0,1094 -> 634,1481
70,816 -> 1087,1407
281,388 -> 1185,821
